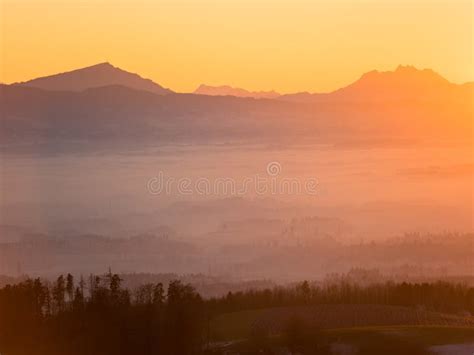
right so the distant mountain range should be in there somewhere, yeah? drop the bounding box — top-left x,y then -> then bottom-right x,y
1,63 -> 472,154
280,65 -> 473,103
194,84 -> 280,99
10,62 -> 473,102
15,62 -> 173,95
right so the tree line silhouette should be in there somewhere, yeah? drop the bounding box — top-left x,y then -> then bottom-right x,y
0,272 -> 202,355
0,272 -> 473,355
207,279 -> 474,315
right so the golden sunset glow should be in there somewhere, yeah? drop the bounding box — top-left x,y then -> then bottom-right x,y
1,0 -> 472,93
1,1 -> 474,353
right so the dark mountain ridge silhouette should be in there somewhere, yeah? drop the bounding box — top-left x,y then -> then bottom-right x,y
1,64 -> 472,155
194,65 -> 473,103
15,62 -> 173,95
10,63 -> 472,102
1,81 -> 471,155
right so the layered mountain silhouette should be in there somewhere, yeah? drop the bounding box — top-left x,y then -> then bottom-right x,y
1,64 -> 472,155
194,84 -> 280,99
15,62 -> 173,95
10,62 -> 472,102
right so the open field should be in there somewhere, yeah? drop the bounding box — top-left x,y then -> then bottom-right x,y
216,326 -> 474,354
211,304 -> 474,341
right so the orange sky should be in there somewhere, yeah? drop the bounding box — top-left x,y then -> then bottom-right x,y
1,0 -> 472,93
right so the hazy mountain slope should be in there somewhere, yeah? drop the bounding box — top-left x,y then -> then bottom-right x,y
0,84 -> 315,154
194,84 -> 280,99
280,65 -> 473,103
15,62 -> 173,95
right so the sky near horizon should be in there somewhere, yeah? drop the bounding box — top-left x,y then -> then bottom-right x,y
0,0 -> 472,93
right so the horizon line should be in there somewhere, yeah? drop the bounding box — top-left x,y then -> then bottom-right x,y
6,61 -> 474,95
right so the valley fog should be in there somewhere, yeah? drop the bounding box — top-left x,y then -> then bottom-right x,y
1,143 -> 472,280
